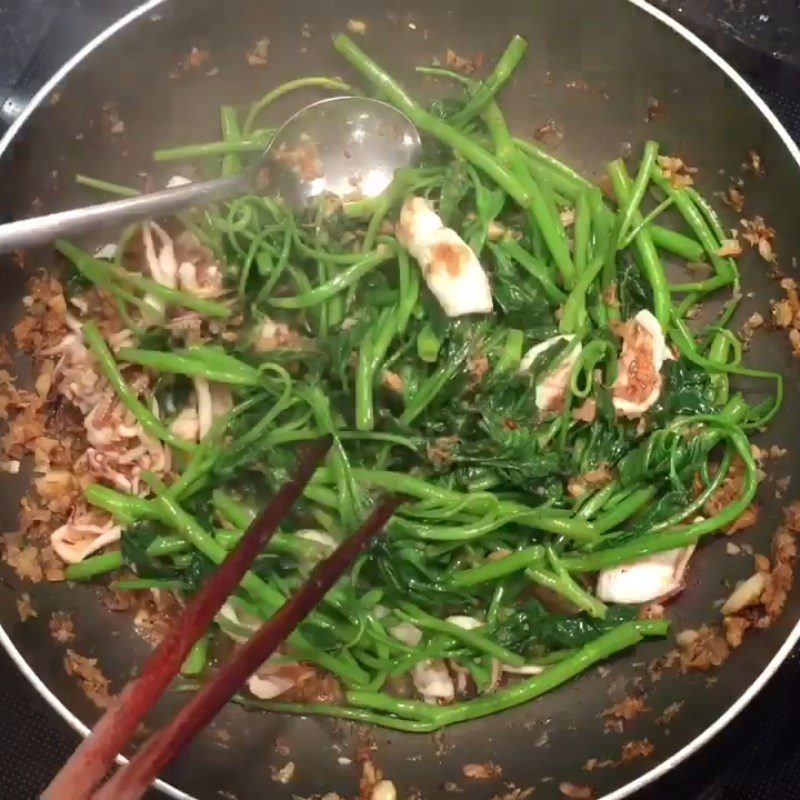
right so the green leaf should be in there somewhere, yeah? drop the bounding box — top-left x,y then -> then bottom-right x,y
492,599 -> 638,654
490,246 -> 557,331
363,538 -> 473,607
121,521 -> 196,582
617,252 -> 653,319
647,358 -> 718,427
438,159 -> 471,225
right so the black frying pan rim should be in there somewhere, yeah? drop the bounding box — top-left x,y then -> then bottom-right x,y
0,1 -> 798,798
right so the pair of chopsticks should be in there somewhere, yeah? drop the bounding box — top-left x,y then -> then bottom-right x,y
43,436 -> 401,800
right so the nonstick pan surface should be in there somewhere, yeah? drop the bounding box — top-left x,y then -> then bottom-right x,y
0,1 -> 799,798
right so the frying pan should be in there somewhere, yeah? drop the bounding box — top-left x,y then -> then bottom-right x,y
0,1 -> 799,798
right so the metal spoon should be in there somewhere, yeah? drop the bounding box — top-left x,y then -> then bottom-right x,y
0,97 -> 421,254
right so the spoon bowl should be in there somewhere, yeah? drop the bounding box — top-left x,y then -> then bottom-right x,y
267,96 -> 421,208
0,97 -> 422,253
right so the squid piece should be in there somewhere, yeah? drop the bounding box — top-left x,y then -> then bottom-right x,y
170,406 -> 201,442
250,317 -> 309,352
93,243 -> 118,260
194,378 -> 214,440
177,261 -> 224,299
45,330 -> 173,504
446,615 -> 482,630
411,659 -> 455,703
295,529 -> 338,567
166,175 -> 192,188
445,615 -> 488,692
295,529 -> 338,551
82,434 -> 171,496
45,325 -> 178,516
175,231 -> 225,299
142,221 -> 178,289
388,621 -> 423,647
446,615 -> 544,683
248,660 -> 316,701
44,332 -> 106,414
170,379 -> 233,443
612,309 -> 671,418
83,392 -> 143,448
141,221 -> 179,320
50,515 -> 122,564
218,599 -> 260,643
143,225 -> 226,306
501,663 -> 545,676
231,601 -> 317,701
596,544 -> 696,604
371,781 -> 398,800
396,196 -> 493,317
387,618 -> 454,701
519,334 -> 582,412
106,329 -> 136,353
193,377 -> 233,439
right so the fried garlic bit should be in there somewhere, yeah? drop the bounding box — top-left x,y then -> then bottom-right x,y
656,155 -> 697,189
740,215 -> 776,263
396,196 -> 493,317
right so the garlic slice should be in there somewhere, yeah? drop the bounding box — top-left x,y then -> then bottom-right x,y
166,175 -> 193,188
248,660 -> 314,700
445,615 -> 482,630
596,544 -> 695,604
288,529 -> 338,571
612,310 -> 671,418
396,196 -> 493,317
411,659 -> 455,703
520,335 -> 582,412
721,571 -> 767,615
388,621 -> 422,647
193,377 -> 232,439
51,519 -> 122,564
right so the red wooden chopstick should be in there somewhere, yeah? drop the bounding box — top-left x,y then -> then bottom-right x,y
93,495 -> 403,800
42,435 -> 333,800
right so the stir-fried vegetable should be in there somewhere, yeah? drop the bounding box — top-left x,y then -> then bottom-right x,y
54,34 -> 779,732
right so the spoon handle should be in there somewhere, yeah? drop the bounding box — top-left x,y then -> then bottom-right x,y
0,174 -> 247,254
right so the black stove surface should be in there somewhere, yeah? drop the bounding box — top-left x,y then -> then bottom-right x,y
0,1 -> 798,798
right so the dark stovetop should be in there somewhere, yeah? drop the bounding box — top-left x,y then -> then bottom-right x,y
0,1 -> 799,799
0,0 -> 798,139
